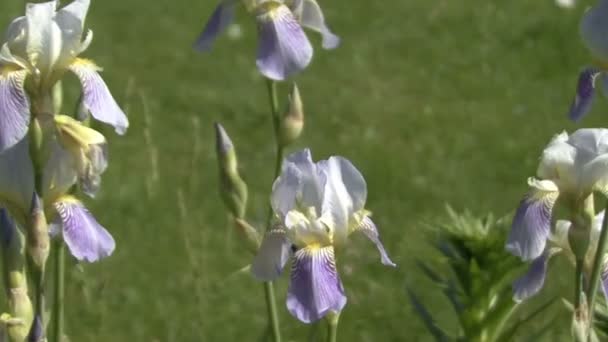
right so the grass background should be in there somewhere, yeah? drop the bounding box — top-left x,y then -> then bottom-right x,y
1,0 -> 606,340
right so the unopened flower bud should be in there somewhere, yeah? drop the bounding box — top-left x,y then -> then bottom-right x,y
234,218 -> 261,253
26,194 -> 49,271
278,83 -> 304,146
214,123 -> 248,219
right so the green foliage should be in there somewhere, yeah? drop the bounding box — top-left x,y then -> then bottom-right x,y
408,206 -> 555,341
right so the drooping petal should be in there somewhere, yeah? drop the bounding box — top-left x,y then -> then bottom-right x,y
0,137 -> 34,221
251,229 -> 292,280
256,2 -> 313,80
568,68 -> 601,122
193,0 -> 236,52
68,59 -> 129,134
287,246 -> 346,323
297,0 -> 340,49
357,216 -> 396,267
25,1 -> 62,76
0,68 -> 30,153
55,197 -> 115,262
505,179 -> 559,261
513,252 -> 551,302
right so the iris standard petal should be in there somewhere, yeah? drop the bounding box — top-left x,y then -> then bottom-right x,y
194,0 -> 236,52
54,0 -> 91,69
271,163 -> 302,217
68,59 -> 129,134
25,1 -> 62,76
357,216 -> 396,267
513,252 -> 550,302
256,2 -> 313,81
505,180 -> 559,261
326,156 -> 366,212
568,68 -> 601,122
537,132 -> 577,189
298,0 -> 340,49
321,157 -> 357,243
287,246 -> 346,323
55,198 -> 115,262
251,229 -> 292,280
0,69 -> 30,153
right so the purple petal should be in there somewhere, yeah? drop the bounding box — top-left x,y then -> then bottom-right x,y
569,68 -> 601,122
0,69 -> 30,153
256,3 -> 313,81
27,315 -> 43,342
68,60 -> 129,135
505,191 -> 556,261
0,208 -> 15,248
358,216 -> 396,267
287,246 -> 346,323
55,199 -> 115,262
194,0 -> 236,52
251,229 -> 292,280
513,253 -> 550,302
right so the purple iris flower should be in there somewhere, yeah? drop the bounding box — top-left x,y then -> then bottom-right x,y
251,149 -> 395,323
0,0 -> 128,154
194,0 -> 340,80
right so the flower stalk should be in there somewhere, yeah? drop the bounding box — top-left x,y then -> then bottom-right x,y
326,311 -> 340,342
587,198 -> 608,335
50,239 -> 65,342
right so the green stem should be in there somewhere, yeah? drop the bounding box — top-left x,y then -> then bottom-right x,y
50,239 -> 65,342
326,312 -> 340,342
261,78 -> 283,342
575,259 -> 584,311
587,199 -> 608,331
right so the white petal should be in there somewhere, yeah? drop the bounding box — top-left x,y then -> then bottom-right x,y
537,131 -> 577,189
251,229 -> 292,280
298,0 -> 340,49
25,1 -> 63,76
53,0 -> 91,68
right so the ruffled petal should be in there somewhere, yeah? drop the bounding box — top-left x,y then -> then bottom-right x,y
505,179 -> 559,261
357,216 -> 395,267
68,59 -> 128,134
287,246 -> 346,323
0,68 -> 30,153
55,198 -> 114,262
568,68 -> 601,122
193,0 -> 236,52
251,229 -> 292,280
513,252 -> 551,302
256,2 -> 313,80
295,0 -> 339,49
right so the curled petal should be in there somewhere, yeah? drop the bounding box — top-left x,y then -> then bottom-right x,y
357,216 -> 395,267
256,3 -> 313,80
287,246 -> 346,323
568,68 -> 601,122
193,0 -> 236,52
505,182 -> 558,261
251,229 -> 292,280
296,0 -> 340,49
68,59 -> 129,134
513,252 -> 551,302
0,69 -> 30,153
55,198 -> 115,262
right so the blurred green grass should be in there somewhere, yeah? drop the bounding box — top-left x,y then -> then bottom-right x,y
1,0 -> 604,340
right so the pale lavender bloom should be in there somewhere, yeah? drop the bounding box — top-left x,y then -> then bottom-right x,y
194,0 -> 339,80
568,0 -> 608,121
0,0 -> 128,153
52,197 -> 114,262
251,149 -> 394,323
506,129 -> 608,262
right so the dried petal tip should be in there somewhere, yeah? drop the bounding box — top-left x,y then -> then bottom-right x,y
279,83 -> 304,146
214,122 -> 234,155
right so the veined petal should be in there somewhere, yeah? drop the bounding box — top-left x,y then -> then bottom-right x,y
256,2 -> 313,80
357,216 -> 395,267
568,68 -> 601,122
68,59 -> 128,134
55,197 -> 115,262
505,179 -> 559,261
296,0 -> 340,49
251,229 -> 292,280
0,138 -> 34,220
193,0 -> 236,52
287,246 -> 346,323
513,252 -> 551,302
0,68 -> 30,153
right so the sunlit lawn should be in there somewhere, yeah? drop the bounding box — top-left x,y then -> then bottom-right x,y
0,0 -> 604,340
